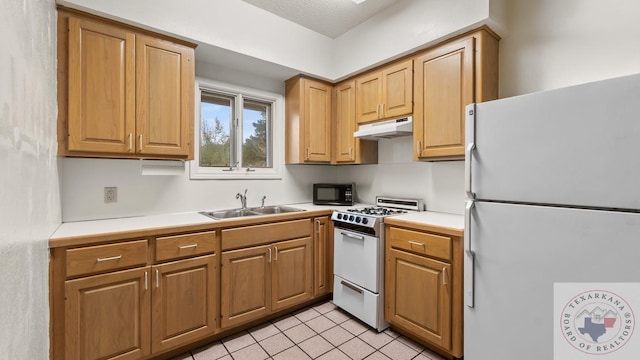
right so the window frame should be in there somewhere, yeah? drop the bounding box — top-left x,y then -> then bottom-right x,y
190,78 -> 284,180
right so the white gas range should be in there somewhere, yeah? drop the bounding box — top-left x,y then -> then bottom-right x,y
331,196 -> 424,331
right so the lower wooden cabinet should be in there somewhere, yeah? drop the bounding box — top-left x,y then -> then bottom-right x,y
386,248 -> 452,348
52,214 -> 332,360
64,267 -> 151,360
151,255 -> 217,353
220,244 -> 271,328
220,237 -> 313,329
384,224 -> 463,359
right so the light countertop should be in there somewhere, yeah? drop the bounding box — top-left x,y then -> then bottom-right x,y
50,202 -> 464,246
384,211 -> 464,237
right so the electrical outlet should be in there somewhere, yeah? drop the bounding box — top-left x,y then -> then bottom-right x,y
104,187 -> 117,203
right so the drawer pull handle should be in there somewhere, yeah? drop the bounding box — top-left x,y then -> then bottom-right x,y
96,255 -> 122,262
408,241 -> 425,247
268,248 -> 272,263
341,280 -> 363,294
156,269 -> 160,288
274,246 -> 278,261
144,271 -> 148,290
178,244 -> 198,249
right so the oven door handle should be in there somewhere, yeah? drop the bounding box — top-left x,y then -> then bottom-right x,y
341,280 -> 363,294
340,232 -> 365,241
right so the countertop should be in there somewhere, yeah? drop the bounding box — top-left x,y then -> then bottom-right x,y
384,211 -> 464,237
50,202 -> 464,247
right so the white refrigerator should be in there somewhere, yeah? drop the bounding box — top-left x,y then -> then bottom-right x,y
464,74 -> 640,359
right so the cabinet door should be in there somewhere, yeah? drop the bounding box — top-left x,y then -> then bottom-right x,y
151,255 -> 217,353
356,72 -> 382,124
303,79 -> 332,162
414,38 -> 474,160
271,237 -> 313,311
386,248 -> 452,349
381,59 -> 413,119
65,267 -> 151,360
335,81 -> 356,163
334,81 -> 378,165
67,16 -> 135,154
313,217 -> 332,296
220,245 -> 271,329
136,34 -> 194,158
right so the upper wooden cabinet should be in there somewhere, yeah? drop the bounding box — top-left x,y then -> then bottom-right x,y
413,29 -> 499,161
285,76 -> 333,164
57,10 -> 196,160
333,80 -> 378,164
356,59 -> 413,124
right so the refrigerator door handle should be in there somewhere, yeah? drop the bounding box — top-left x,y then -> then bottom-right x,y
464,200 -> 476,308
465,104 -> 476,199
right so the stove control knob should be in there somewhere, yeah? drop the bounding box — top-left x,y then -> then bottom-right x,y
349,215 -> 355,222
355,217 -> 361,223
337,213 -> 342,220
361,218 -> 368,225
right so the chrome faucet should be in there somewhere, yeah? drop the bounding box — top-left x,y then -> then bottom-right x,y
236,189 -> 248,209
261,195 -> 267,208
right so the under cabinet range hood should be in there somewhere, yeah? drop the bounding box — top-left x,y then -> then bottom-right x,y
353,116 -> 413,140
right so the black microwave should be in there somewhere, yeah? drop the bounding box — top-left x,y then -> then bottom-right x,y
313,183 -> 355,206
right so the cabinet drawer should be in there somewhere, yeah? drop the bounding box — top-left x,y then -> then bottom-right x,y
221,219 -> 311,250
387,227 -> 451,261
155,231 -> 216,262
66,240 -> 148,277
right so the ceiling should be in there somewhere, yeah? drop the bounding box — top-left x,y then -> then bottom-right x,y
241,0 -> 403,38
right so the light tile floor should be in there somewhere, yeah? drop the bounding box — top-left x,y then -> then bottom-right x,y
172,301 -> 446,360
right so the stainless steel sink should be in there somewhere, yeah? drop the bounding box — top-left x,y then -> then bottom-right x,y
249,205 -> 305,215
199,209 -> 258,220
199,205 -> 305,220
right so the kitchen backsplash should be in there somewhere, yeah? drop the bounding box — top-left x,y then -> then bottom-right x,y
59,137 -> 465,222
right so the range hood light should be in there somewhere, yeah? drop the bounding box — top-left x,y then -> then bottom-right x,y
352,0 -> 367,4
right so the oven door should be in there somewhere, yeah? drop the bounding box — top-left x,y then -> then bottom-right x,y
333,228 -> 380,293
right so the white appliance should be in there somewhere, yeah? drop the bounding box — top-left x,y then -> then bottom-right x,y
464,74 -> 640,359
353,116 -> 412,140
331,196 -> 423,331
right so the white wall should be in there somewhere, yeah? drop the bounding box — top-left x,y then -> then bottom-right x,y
500,0 -> 640,97
0,0 -> 59,357
61,159 -> 337,221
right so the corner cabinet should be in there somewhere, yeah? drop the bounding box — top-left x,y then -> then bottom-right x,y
413,28 -> 499,161
57,9 -> 196,160
285,76 -> 333,164
333,80 -> 378,164
355,59 -> 413,124
385,224 -> 464,359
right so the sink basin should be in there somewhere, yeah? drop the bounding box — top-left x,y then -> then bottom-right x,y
199,209 -> 258,220
199,205 -> 304,220
249,205 -> 305,215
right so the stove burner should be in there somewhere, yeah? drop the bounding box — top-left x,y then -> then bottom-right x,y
347,207 -> 408,216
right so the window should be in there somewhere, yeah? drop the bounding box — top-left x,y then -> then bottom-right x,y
191,79 -> 283,179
